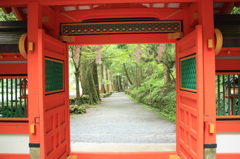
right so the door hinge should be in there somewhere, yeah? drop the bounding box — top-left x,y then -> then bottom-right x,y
34,117 -> 40,124
169,155 -> 181,159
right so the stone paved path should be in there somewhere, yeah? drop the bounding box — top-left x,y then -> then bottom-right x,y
70,92 -> 176,143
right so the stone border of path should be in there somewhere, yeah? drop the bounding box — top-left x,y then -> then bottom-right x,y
71,143 -> 176,152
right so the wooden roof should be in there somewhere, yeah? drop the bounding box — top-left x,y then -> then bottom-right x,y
0,2 -> 239,21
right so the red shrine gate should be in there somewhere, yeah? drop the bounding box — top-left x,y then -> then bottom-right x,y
0,0 -> 239,159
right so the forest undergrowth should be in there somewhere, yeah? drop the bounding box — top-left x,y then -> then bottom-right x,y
125,82 -> 176,123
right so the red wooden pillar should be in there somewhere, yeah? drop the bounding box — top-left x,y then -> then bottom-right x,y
28,2 -> 71,158
28,2 -> 42,158
198,0 -> 217,158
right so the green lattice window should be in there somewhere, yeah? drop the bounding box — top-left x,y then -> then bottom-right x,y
45,58 -> 64,93
180,56 -> 196,91
61,21 -> 181,35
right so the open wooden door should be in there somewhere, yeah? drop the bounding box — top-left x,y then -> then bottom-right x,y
176,25 -> 204,159
38,30 -> 70,159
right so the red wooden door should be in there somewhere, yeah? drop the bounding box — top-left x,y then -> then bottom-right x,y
39,30 -> 70,159
176,25 -> 204,159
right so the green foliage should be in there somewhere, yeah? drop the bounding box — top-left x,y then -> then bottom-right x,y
0,8 -> 17,21
126,82 -> 176,123
100,43 -> 176,122
102,79 -> 111,85
69,45 -> 101,107
69,95 -> 99,105
120,43 -> 176,122
101,92 -> 113,98
70,105 -> 86,114
0,105 -> 26,117
231,7 -> 240,14
68,43 -> 176,121
102,44 -> 137,78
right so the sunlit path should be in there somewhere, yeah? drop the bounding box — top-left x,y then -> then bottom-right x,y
70,92 -> 176,144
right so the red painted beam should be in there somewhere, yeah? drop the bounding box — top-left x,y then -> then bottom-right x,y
0,53 -> 26,61
216,120 -> 240,132
43,6 -> 57,31
0,1 -> 27,7
0,64 -> 27,75
0,53 -> 27,75
2,8 -> 12,14
12,7 -> 27,20
215,48 -> 240,71
0,154 -> 30,159
60,8 -> 183,23
220,2 -> 234,14
0,122 -> 29,134
67,34 -> 176,45
214,0 -> 240,2
235,2 -> 240,7
39,0 -> 197,6
70,152 -> 177,159
217,48 -> 240,57
217,153 -> 240,159
0,0 -> 196,7
187,2 -> 198,28
0,0 -> 239,7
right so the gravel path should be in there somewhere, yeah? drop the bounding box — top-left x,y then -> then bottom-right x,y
70,92 -> 176,143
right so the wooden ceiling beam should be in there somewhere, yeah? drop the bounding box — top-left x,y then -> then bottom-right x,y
164,3 -> 168,8
42,6 -> 61,38
187,2 -> 198,28
42,6 -> 57,31
214,0 -> 240,2
1,0 -> 239,7
235,2 -> 240,7
0,0 -> 27,8
74,5 -> 78,10
220,2 -> 234,14
12,7 -> 26,20
59,8 -> 184,23
66,33 -> 176,45
0,0 -> 196,7
2,8 -> 12,14
38,0 -> 197,6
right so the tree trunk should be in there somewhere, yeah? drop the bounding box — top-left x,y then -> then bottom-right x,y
163,63 -> 171,85
140,64 -> 143,84
112,77 -> 116,92
92,62 -> 100,100
100,64 -> 105,93
118,76 -> 123,91
123,77 -> 128,90
104,64 -> 109,93
81,61 -> 100,105
74,70 -> 81,106
89,63 -> 99,104
80,64 -> 88,99
123,63 -> 133,85
69,46 -> 82,106
108,71 -> 113,92
135,63 -> 140,89
115,76 -> 119,92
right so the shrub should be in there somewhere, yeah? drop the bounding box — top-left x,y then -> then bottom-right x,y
0,105 -> 26,117
101,92 -> 113,98
69,95 -> 90,105
126,82 -> 176,123
70,105 -> 86,114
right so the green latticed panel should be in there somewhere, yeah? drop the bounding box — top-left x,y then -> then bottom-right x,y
45,58 -> 64,93
180,56 -> 196,91
61,21 -> 181,35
